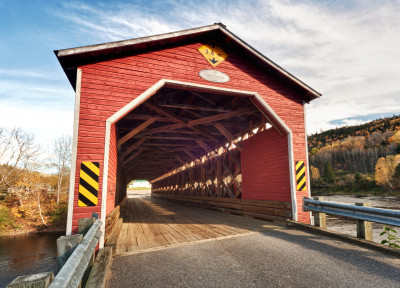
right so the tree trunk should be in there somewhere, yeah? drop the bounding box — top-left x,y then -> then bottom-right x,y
37,191 -> 47,227
56,169 -> 63,208
16,191 -> 24,207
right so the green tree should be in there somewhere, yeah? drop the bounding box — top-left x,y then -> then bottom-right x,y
324,161 -> 335,183
355,172 -> 362,189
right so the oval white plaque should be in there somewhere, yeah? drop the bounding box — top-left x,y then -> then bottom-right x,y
199,69 -> 230,83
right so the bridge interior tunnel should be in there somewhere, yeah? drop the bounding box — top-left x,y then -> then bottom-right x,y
108,83 -> 292,215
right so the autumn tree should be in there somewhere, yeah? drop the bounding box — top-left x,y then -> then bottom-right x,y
388,131 -> 400,144
0,127 -> 40,194
12,164 -> 48,226
310,166 -> 320,181
52,135 -> 72,207
392,164 -> 400,191
375,155 -> 400,190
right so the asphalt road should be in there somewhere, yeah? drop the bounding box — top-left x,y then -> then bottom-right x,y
108,225 -> 400,288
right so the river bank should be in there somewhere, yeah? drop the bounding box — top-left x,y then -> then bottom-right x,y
0,227 -> 65,237
0,192 -> 68,237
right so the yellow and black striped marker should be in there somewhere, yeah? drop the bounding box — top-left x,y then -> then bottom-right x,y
295,161 -> 307,191
78,162 -> 99,207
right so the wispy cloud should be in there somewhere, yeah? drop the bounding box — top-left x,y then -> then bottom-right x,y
0,101 -> 74,151
0,78 -> 72,106
0,68 -> 55,79
48,0 -> 400,134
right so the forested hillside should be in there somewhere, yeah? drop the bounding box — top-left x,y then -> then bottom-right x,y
308,115 -> 400,193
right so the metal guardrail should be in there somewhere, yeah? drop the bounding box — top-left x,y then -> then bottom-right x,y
49,219 -> 103,288
304,197 -> 400,227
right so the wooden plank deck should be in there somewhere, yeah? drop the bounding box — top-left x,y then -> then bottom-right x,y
115,197 -> 278,255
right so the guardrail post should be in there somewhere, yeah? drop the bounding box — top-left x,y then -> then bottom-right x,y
313,197 -> 326,229
57,234 -> 83,272
356,202 -> 373,241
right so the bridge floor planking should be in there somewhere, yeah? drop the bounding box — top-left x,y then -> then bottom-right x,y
115,197 -> 278,255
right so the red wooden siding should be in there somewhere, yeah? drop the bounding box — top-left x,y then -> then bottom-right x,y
107,124 -> 117,215
241,128 -> 291,201
72,41 -> 310,232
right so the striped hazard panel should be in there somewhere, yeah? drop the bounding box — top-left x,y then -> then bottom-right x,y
78,162 -> 99,207
295,161 -> 307,191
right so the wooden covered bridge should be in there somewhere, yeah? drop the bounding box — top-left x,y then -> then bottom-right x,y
55,23 -> 321,249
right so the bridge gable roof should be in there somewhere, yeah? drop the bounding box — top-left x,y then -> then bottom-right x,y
55,23 -> 321,102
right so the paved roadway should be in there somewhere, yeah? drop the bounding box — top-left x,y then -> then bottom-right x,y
108,220 -> 400,287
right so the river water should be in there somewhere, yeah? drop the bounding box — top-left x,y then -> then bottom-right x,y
0,232 -> 63,287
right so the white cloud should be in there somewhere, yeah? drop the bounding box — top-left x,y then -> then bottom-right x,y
0,68 -> 55,79
0,101 -> 74,152
340,118 -> 370,127
46,0 -> 400,136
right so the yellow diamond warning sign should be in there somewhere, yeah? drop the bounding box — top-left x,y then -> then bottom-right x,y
198,41 -> 228,67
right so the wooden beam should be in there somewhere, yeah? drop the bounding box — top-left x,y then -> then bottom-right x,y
188,127 -> 218,141
186,109 -> 253,127
160,103 -> 232,113
184,109 -> 203,118
214,122 -> 243,152
142,143 -> 188,147
179,93 -> 196,116
138,118 -> 218,142
121,114 -> 170,122
175,155 -> 186,165
190,91 -> 216,105
131,136 -> 195,141
117,118 -> 156,147
144,102 -> 185,123
140,123 -> 187,135
195,139 -> 213,154
144,102 -> 218,141
122,137 -> 148,158
138,108 -> 253,138
230,96 -> 239,105
217,158 -> 222,197
123,149 -> 143,166
184,150 -> 198,162
249,97 -> 283,135
220,159 -> 242,196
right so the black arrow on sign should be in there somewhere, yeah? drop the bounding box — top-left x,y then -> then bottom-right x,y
209,58 -> 218,64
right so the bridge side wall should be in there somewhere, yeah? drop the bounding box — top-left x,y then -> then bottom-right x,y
70,42 -> 311,233
241,128 -> 291,202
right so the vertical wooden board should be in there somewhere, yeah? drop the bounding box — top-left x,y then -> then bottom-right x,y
107,124 -> 118,215
241,128 -> 291,201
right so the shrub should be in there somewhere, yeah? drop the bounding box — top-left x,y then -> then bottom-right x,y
0,206 -> 15,232
381,226 -> 400,248
48,203 -> 68,228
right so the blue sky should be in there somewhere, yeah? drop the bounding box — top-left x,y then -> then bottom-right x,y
1,0 -> 399,151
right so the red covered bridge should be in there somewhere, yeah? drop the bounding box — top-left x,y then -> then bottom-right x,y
55,23 -> 320,248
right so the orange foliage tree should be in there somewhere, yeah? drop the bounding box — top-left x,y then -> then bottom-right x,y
375,154 -> 400,190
